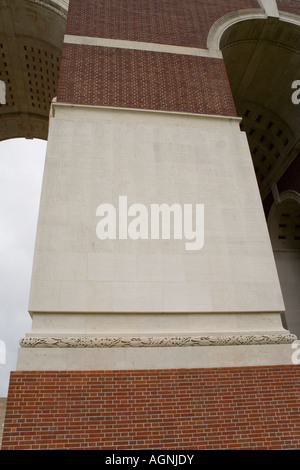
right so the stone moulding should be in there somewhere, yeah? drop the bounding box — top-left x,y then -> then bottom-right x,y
19,333 -> 297,348
26,0 -> 68,18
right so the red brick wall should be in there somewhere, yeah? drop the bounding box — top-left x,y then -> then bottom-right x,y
2,366 -> 300,450
57,45 -> 237,116
58,0 -> 300,115
65,0 -> 260,49
58,0 -> 256,115
278,0 -> 300,15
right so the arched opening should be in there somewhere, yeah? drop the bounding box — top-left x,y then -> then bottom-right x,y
268,193 -> 300,337
220,16 -> 300,337
0,0 -> 67,141
0,0 -> 67,394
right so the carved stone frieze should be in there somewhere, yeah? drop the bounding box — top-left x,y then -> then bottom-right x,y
19,333 -> 297,348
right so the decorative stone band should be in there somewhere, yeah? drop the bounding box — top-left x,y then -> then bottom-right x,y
26,0 -> 68,18
20,333 -> 297,349
63,34 -> 222,59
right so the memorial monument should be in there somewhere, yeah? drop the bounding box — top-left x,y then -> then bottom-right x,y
1,0 -> 300,449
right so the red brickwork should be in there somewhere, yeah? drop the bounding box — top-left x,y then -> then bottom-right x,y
2,366 -> 300,450
57,0 -> 266,115
66,0 -> 260,49
57,45 -> 237,116
278,0 -> 300,15
58,0 -> 300,115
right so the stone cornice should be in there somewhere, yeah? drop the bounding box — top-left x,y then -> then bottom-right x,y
63,34 -> 222,59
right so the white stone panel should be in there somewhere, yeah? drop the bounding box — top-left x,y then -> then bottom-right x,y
28,105 -> 285,315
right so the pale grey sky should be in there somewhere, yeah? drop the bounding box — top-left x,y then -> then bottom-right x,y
0,138 -> 46,396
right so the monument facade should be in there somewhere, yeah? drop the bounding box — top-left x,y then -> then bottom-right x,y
1,0 -> 300,449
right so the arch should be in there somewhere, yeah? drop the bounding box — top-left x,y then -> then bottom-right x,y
214,6 -> 300,338
0,0 -> 68,141
215,11 -> 300,201
207,9 -> 268,52
207,7 -> 300,52
268,190 -> 300,250
267,192 -> 300,337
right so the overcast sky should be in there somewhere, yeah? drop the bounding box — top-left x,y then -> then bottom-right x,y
0,138 -> 46,397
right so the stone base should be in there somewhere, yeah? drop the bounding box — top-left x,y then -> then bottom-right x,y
16,343 -> 296,370
2,365 -> 300,450
16,311 -> 297,369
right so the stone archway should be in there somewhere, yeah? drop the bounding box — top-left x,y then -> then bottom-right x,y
219,15 -> 300,336
268,192 -> 300,337
220,16 -> 300,199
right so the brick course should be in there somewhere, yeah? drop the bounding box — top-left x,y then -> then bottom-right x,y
66,0 -> 260,49
57,45 -> 237,116
57,0 -> 266,115
278,0 -> 300,16
2,366 -> 300,450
